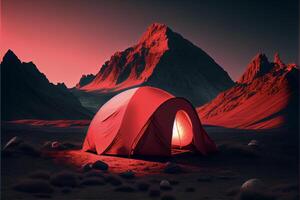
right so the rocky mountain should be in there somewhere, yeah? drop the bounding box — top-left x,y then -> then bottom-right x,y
1,50 -> 92,120
197,53 -> 299,129
76,74 -> 96,88
77,23 -> 234,106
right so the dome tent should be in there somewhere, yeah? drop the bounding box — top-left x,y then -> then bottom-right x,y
82,86 -> 217,157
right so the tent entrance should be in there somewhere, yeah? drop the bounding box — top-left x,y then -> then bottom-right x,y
171,110 -> 193,148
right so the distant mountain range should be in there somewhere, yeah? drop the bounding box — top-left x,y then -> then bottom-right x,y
76,23 -> 234,106
198,53 -> 299,129
1,50 -> 91,120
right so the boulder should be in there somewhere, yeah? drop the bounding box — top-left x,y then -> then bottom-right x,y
160,180 -> 172,190
241,178 -> 266,192
92,160 -> 109,171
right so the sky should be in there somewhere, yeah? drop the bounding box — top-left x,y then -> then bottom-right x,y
1,0 -> 299,87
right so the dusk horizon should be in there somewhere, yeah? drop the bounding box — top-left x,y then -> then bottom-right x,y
1,0 -> 298,87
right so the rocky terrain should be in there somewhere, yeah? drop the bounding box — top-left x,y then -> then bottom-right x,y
1,50 -> 92,120
198,53 -> 299,129
77,23 -> 234,106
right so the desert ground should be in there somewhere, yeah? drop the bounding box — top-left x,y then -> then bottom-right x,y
1,120 -> 298,200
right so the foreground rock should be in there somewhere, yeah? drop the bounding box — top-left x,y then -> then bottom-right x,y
92,160 -> 109,171
164,162 -> 182,174
3,136 -> 23,150
160,180 -> 172,190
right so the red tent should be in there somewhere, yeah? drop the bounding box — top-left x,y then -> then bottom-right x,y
82,86 -> 217,157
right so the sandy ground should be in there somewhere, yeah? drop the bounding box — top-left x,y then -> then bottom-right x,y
1,121 -> 299,200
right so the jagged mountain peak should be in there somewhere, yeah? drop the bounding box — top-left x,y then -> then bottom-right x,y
2,49 -> 21,65
274,52 -> 285,68
238,53 -> 272,84
78,23 -> 234,106
139,23 -> 169,42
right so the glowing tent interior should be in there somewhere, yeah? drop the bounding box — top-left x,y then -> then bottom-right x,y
82,86 -> 217,157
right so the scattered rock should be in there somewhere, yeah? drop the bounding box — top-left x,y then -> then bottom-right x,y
160,180 -> 172,190
92,160 -> 109,171
136,181 -> 150,191
114,185 -> 135,192
51,141 -> 66,150
161,194 -> 176,200
119,170 -> 135,179
185,187 -> 195,192
50,171 -> 79,187
164,162 -> 182,174
3,136 -> 23,150
28,170 -> 50,180
13,179 -> 54,193
248,140 -> 259,147
241,179 -> 266,192
80,177 -> 105,186
81,163 -> 93,172
237,179 -> 275,200
42,141 -> 52,149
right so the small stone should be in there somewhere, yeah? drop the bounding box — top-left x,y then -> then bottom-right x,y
92,160 -> 109,171
160,180 -> 172,190
81,163 -> 93,172
3,136 -> 23,150
164,162 -> 182,174
248,140 -> 259,147
241,178 -> 266,192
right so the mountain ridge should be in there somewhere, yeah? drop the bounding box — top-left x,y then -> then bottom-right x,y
197,53 -> 299,129
1,50 -> 92,120
77,23 -> 234,106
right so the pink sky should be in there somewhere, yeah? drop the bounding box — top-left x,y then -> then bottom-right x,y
1,0 -> 298,87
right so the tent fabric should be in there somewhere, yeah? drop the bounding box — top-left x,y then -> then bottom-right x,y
82,86 -> 217,157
